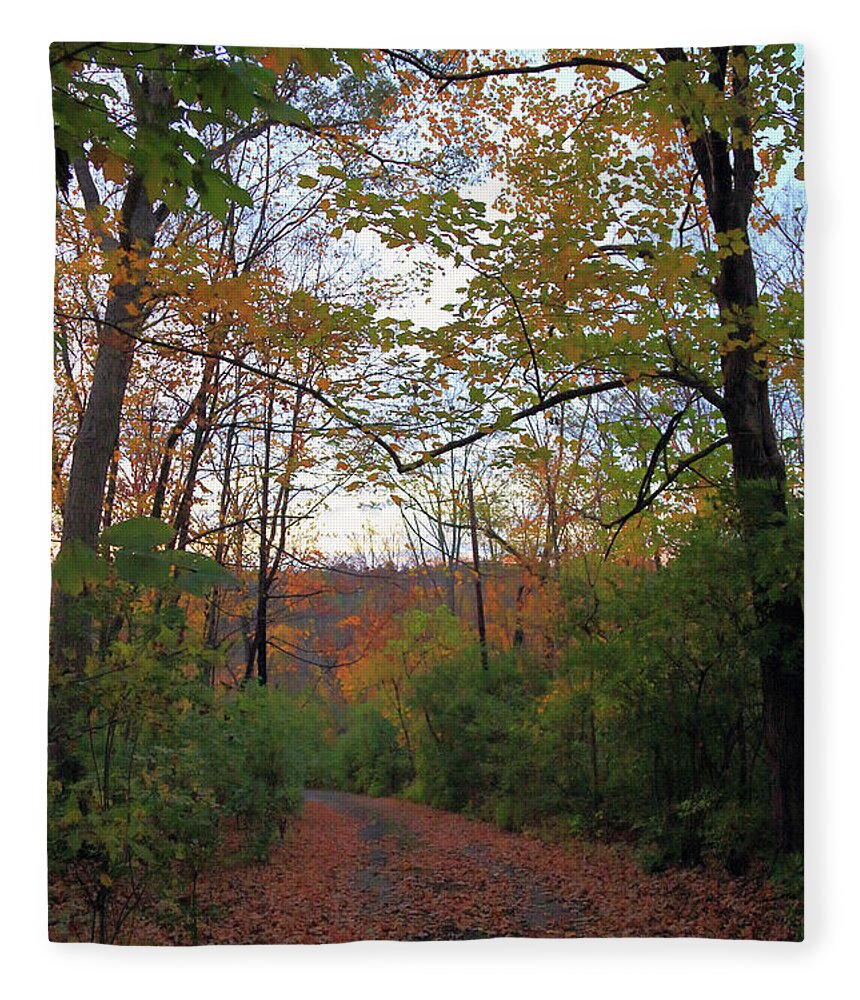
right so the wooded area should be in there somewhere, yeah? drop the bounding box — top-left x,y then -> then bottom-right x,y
48,44 -> 804,943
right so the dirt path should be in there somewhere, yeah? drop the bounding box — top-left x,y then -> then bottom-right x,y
172,791 -> 796,943
303,790 -> 589,940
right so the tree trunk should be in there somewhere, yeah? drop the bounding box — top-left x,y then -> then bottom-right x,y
152,329 -> 221,524
61,277 -> 143,550
467,476 -> 489,669
660,46 -> 803,852
722,332 -> 803,854
203,414 -> 238,680
52,172 -> 164,670
102,435 -> 120,530
390,678 -> 415,772
173,391 -> 216,552
246,385 -> 275,685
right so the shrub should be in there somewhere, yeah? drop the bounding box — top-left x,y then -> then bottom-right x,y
49,625 -> 321,938
196,685 -> 308,860
48,595 -> 222,942
702,799 -> 772,875
410,651 -> 543,825
332,702 -> 412,796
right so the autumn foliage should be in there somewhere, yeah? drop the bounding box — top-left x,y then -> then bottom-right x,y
49,44 -> 803,942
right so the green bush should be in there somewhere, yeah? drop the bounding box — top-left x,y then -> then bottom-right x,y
702,798 -> 773,875
49,572 -> 323,939
196,685 -> 309,860
332,702 -> 412,796
769,852 -> 804,939
547,518 -> 774,868
48,594 -> 222,942
410,651 -> 545,826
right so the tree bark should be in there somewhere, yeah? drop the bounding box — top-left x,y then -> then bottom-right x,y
467,475 -> 489,669
60,186 -> 156,553
173,388 -> 217,552
152,329 -> 222,526
102,435 -> 120,530
203,413 -> 239,680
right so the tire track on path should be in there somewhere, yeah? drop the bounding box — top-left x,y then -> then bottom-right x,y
304,790 -> 590,940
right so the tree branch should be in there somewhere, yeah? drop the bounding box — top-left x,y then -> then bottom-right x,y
397,378 -> 633,472
385,49 -> 651,87
603,434 -> 731,556
57,308 -> 725,494
71,159 -> 120,254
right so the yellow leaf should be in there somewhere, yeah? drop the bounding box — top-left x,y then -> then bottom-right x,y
101,152 -> 126,185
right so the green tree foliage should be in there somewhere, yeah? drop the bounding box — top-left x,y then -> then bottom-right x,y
330,703 -> 413,798
410,651 -> 545,826
552,513 -> 776,868
51,43 -> 372,216
52,516 -> 241,598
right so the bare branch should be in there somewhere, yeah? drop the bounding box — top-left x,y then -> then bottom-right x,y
385,49 -> 651,87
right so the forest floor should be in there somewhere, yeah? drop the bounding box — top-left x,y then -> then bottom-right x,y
118,789 -> 798,944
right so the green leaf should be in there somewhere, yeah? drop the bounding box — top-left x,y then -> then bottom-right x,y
168,550 -> 243,594
495,407 -> 515,430
52,540 -> 109,595
100,517 -> 174,550
266,101 -> 313,128
113,550 -> 172,587
338,49 -> 370,79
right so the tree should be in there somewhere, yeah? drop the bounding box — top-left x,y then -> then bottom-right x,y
51,43 -> 804,856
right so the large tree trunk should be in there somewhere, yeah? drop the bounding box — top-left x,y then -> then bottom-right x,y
52,67 -> 173,673
51,171 -> 164,670
60,197 -> 155,553
660,46 -> 804,853
718,237 -> 803,856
